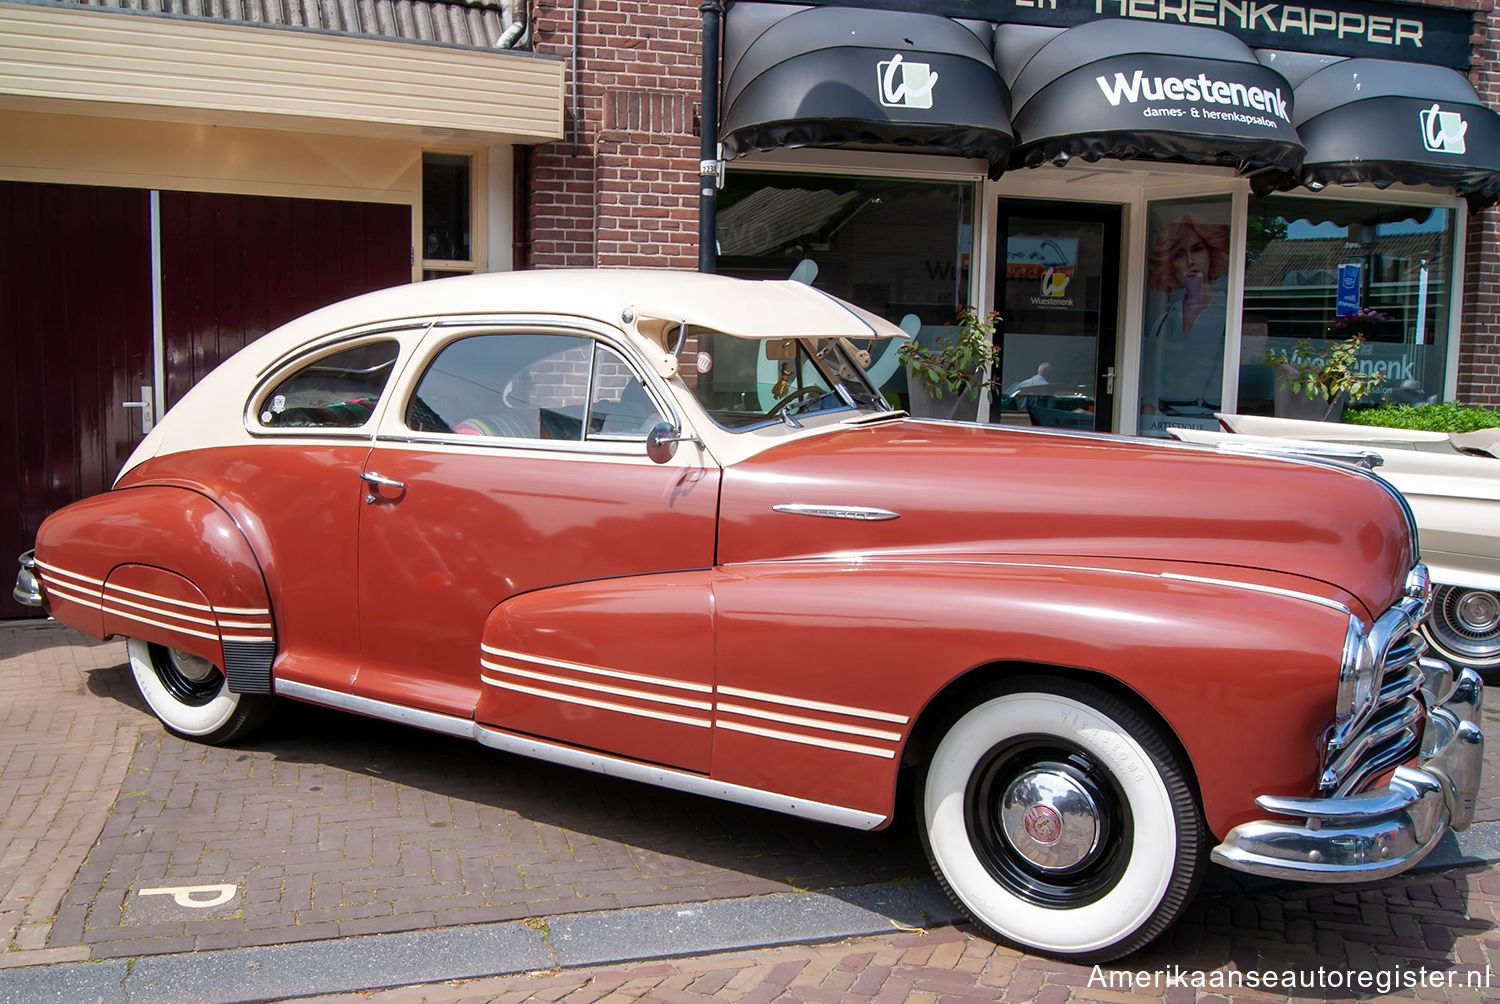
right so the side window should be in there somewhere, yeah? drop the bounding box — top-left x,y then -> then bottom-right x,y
590,344 -> 666,438
406,333 -> 663,442
257,340 -> 399,429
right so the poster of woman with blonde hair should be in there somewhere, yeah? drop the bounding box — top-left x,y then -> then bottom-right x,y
1139,203 -> 1231,436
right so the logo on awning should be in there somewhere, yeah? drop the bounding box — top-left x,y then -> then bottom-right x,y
878,54 -> 938,110
1420,103 -> 1468,155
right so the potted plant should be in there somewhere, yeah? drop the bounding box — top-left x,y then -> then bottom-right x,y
898,306 -> 1002,420
1266,318 -> 1383,421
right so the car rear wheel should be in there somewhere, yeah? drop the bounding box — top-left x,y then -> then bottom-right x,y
127,638 -> 273,743
1423,585 -> 1500,677
919,678 -> 1204,963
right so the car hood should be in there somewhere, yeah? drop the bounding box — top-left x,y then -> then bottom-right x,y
716,420 -> 1414,619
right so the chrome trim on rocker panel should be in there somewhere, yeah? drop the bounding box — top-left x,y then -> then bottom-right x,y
274,680 -> 476,739
273,680 -> 888,830
473,726 -> 886,830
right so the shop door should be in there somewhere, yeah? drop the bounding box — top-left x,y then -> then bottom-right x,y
1,182 -> 154,618
995,201 -> 1120,432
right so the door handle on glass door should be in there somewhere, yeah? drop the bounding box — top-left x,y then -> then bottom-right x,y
122,386 -> 154,435
1105,367 -> 1116,395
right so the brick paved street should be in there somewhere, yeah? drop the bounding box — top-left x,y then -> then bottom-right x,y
5,619 -> 1500,1002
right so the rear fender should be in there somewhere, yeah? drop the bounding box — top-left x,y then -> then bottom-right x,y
34,486 -> 275,693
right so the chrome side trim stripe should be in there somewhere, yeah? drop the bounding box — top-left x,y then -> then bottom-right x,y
103,607 -> 222,643
480,660 -> 712,711
43,582 -> 103,610
105,582 -> 217,613
772,503 -> 900,522
102,590 -> 220,627
481,643 -> 713,693
485,678 -> 713,729
34,560 -> 104,588
716,701 -> 902,742
474,725 -> 887,830
717,685 -> 910,725
717,720 -> 895,759
1159,572 -> 1352,613
275,680 -> 476,739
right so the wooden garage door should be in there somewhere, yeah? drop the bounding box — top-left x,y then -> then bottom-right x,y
2,184 -> 411,618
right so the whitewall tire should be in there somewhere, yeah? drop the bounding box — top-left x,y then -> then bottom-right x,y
920,678 -> 1204,962
127,638 -> 273,744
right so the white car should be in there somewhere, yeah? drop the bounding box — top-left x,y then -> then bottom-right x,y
1171,414 -> 1500,678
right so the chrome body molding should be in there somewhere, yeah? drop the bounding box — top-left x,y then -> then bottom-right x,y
274,679 -> 477,740
12,551 -> 42,608
474,725 -> 887,830
273,679 -> 889,830
1212,665 -> 1484,882
771,503 -> 900,522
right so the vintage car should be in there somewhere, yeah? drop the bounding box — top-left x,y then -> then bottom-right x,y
1170,414 -> 1500,679
12,270 -> 1485,962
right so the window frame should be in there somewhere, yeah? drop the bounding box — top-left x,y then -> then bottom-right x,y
244,331 -> 410,439
382,319 -> 679,457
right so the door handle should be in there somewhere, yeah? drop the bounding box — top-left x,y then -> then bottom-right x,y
1104,367 -> 1116,395
360,470 -> 405,504
122,385 -> 155,435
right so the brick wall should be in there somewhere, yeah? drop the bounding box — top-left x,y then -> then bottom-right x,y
1461,2 -> 1500,408
527,0 -> 702,270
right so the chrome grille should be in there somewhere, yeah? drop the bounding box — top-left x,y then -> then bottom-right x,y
1320,570 -> 1432,795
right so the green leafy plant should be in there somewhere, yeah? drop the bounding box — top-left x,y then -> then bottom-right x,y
1266,332 -> 1381,404
897,306 -> 1002,401
1345,401 -> 1500,433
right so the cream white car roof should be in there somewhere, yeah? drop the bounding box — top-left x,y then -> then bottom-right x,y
257,269 -> 910,354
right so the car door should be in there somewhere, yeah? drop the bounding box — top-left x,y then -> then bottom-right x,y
354,322 -> 721,771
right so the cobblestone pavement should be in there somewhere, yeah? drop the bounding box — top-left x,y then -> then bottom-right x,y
5,619 -> 1500,1003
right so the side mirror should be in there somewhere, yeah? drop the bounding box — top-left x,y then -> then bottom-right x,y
646,421 -> 691,464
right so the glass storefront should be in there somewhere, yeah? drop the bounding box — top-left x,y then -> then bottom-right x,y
1238,196 -> 1456,417
715,170 -> 975,410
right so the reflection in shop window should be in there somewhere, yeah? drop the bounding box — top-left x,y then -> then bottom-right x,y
1138,196 -> 1232,438
1240,197 -> 1453,417
715,171 -> 975,410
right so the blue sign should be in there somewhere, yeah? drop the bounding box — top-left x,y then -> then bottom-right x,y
1336,263 -> 1362,317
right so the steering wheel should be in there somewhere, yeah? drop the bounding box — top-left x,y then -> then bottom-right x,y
769,386 -> 825,416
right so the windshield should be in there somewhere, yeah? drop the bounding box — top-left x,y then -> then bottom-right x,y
681,330 -> 894,431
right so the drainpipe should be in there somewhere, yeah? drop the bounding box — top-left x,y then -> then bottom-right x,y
698,0 -> 723,273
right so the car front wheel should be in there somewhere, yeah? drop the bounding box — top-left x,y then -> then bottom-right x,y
919,678 -> 1204,962
127,638 -> 273,743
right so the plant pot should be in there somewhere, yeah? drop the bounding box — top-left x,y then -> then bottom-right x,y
1275,385 -> 1346,422
906,375 -> 981,421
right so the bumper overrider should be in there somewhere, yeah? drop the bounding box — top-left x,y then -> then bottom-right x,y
13,551 -> 43,608
1214,579 -> 1486,882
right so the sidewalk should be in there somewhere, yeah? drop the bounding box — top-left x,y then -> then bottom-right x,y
3,619 -> 1499,1003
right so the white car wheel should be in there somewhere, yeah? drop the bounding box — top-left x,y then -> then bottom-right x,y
127,638 -> 273,743
920,679 -> 1203,962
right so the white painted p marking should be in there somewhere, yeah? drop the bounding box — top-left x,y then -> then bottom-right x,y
138,883 -> 237,908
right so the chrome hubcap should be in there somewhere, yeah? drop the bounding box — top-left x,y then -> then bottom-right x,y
1456,591 -> 1500,635
998,768 -> 1101,871
168,648 -> 218,685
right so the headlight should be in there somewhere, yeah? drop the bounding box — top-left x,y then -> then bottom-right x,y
1332,615 -> 1377,747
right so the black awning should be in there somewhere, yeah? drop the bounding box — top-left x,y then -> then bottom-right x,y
1281,57 -> 1500,209
720,3 -> 1013,175
1004,20 -> 1302,177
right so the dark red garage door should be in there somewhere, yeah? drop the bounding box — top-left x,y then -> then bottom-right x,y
2,183 -> 410,618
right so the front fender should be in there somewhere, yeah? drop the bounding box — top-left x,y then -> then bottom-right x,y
709,557 -> 1352,837
33,486 -> 275,693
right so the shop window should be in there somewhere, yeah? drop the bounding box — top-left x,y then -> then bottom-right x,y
715,171 -> 975,409
1138,196 -> 1233,438
423,152 -> 474,280
1239,197 -> 1454,416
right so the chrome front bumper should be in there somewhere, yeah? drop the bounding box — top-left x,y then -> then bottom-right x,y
1212,660 -> 1484,882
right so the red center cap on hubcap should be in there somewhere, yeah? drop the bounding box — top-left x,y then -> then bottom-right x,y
1023,804 -> 1063,845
